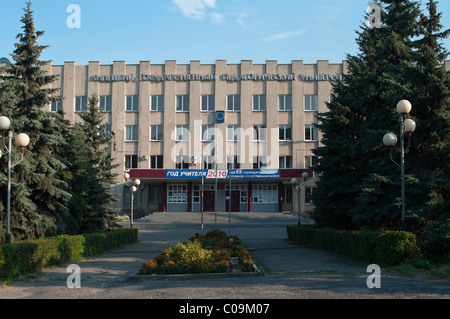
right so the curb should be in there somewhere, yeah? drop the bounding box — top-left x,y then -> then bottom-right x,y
127,262 -> 263,282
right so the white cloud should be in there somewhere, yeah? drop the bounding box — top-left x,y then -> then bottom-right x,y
173,0 -> 217,20
210,12 -> 224,24
237,12 -> 247,27
263,29 -> 307,42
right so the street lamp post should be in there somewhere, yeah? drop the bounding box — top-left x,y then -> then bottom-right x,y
291,172 -> 310,226
124,172 -> 140,228
0,116 -> 30,244
382,100 -> 416,231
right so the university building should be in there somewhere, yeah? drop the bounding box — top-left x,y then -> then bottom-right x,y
39,59 -> 348,216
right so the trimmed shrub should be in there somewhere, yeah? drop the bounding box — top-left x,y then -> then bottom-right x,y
0,228 -> 138,282
287,225 -> 421,266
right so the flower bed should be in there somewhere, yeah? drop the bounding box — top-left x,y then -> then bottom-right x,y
137,229 -> 255,275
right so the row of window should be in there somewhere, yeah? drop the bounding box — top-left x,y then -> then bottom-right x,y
51,94 -> 320,113
124,154 -> 318,170
130,124 -> 319,142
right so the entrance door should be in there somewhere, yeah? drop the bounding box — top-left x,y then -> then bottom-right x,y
203,191 -> 215,212
226,191 -> 241,212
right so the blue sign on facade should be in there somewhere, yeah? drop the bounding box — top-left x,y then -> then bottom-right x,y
215,111 -> 225,123
165,169 -> 280,179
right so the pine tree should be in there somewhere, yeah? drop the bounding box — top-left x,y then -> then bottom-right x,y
0,1 -> 71,240
312,0 -> 449,232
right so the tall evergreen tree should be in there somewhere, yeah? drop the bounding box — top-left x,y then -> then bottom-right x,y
312,0 -> 449,232
0,1 -> 71,241
77,95 -> 119,231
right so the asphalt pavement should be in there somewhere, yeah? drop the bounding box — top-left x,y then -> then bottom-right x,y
0,211 -> 448,300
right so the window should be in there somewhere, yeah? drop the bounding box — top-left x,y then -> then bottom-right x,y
126,96 -> 139,112
305,187 -> 314,204
151,95 -> 164,111
75,96 -> 87,112
125,155 -> 138,169
278,95 -> 292,111
167,184 -> 188,203
123,185 -> 138,204
227,125 -> 240,141
51,100 -> 62,112
253,95 -> 266,111
176,95 -> 189,112
176,125 -> 189,141
100,124 -> 112,136
203,156 -> 214,169
201,95 -> 215,112
150,155 -> 163,169
227,156 -> 240,169
151,125 -> 163,141
99,96 -> 112,112
305,95 -> 318,111
252,184 -> 278,203
253,156 -> 266,169
279,156 -> 292,169
305,125 -> 318,141
305,156 -> 318,168
279,125 -> 292,141
253,125 -> 266,141
175,156 -> 190,169
202,125 -> 215,141
125,125 -> 138,141
193,185 -> 200,203
227,95 -> 240,112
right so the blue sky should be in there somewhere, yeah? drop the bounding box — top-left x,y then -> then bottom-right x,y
1,0 -> 449,65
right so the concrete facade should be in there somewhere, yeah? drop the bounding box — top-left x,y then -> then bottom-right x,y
41,59 -> 348,215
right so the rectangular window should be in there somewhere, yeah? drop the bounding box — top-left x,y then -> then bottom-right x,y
175,156 -> 190,169
125,155 -> 138,169
201,95 -> 215,112
279,156 -> 292,169
227,125 -> 240,141
126,96 -> 139,112
305,156 -> 318,168
51,100 -> 62,112
150,155 -> 163,169
253,95 -> 266,111
176,125 -> 189,141
176,95 -> 189,112
253,156 -> 267,169
202,125 -> 215,141
252,184 -> 278,203
227,95 -> 241,112
278,95 -> 292,111
203,156 -> 214,169
151,95 -> 164,111
150,125 -> 164,141
279,125 -> 292,141
125,125 -> 138,141
75,96 -> 87,112
253,125 -> 266,141
305,95 -> 318,111
99,95 -> 112,112
305,187 -> 314,204
227,156 -> 240,169
167,184 -> 188,203
305,125 -> 318,141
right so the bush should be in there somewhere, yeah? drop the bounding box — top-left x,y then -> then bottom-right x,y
0,228 -> 138,282
287,225 -> 421,266
138,229 -> 254,275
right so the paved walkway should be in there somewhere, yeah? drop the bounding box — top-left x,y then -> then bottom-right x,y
0,212 -> 448,299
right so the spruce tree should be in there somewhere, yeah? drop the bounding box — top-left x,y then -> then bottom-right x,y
77,95 -> 119,231
0,1 -> 71,240
312,0 -> 449,232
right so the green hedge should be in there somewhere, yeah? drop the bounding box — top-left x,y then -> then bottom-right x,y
286,225 -> 421,266
0,228 -> 138,282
